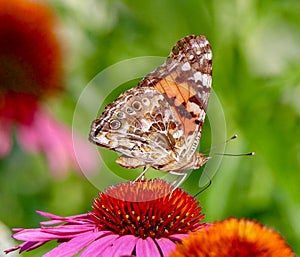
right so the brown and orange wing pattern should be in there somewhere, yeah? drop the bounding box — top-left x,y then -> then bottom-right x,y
139,35 -> 212,159
89,35 -> 212,171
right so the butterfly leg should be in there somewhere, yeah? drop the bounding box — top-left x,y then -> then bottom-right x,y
169,171 -> 188,192
134,165 -> 150,182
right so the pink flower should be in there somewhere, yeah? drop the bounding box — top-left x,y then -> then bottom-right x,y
5,179 -> 206,256
0,0 -> 97,176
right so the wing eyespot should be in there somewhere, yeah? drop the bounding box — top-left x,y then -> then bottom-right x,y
116,111 -> 125,119
142,98 -> 150,106
110,119 -> 121,129
126,107 -> 135,114
132,100 -> 142,110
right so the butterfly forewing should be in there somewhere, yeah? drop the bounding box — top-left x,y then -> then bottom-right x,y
139,35 -> 212,161
89,35 -> 212,172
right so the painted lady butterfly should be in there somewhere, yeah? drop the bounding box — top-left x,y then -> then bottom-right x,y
89,35 -> 212,184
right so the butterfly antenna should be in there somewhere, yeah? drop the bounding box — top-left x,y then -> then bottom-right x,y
202,134 -> 238,155
213,152 -> 255,157
226,134 -> 238,142
193,172 -> 212,198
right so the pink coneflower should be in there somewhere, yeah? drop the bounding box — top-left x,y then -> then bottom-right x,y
5,179 -> 206,256
169,217 -> 295,257
0,0 -> 96,176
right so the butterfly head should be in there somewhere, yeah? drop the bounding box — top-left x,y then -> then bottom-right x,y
193,152 -> 210,169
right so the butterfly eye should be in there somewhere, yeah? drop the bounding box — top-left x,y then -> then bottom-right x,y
132,101 -> 142,111
110,119 -> 121,129
142,98 -> 150,106
116,112 -> 124,119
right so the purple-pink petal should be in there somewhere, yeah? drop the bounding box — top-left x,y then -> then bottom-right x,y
35,210 -> 66,219
43,231 -> 102,257
37,211 -> 92,225
41,224 -> 95,234
13,229 -> 72,241
36,210 -> 66,220
20,241 -> 47,252
79,234 -> 120,257
155,237 -> 177,256
135,237 -> 161,257
103,235 -> 138,257
4,241 -> 46,254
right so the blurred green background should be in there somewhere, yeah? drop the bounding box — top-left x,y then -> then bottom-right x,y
1,0 -> 300,255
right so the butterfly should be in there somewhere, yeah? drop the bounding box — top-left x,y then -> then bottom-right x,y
89,35 -> 212,186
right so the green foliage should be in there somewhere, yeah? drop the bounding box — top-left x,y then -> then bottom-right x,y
1,0 -> 300,255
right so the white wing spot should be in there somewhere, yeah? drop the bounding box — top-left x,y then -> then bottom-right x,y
202,74 -> 211,88
201,92 -> 210,105
193,72 -> 202,82
173,129 -> 184,139
191,42 -> 200,49
182,62 -> 191,71
206,52 -> 212,60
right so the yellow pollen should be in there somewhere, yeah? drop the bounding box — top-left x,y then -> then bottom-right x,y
168,214 -> 171,218
152,216 -> 155,219
176,216 -> 180,219
132,211 -> 135,215
137,216 -> 140,221
186,212 -> 189,216
126,214 -> 129,219
101,205 -> 105,209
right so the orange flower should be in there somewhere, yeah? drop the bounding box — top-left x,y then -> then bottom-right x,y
170,218 -> 295,257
